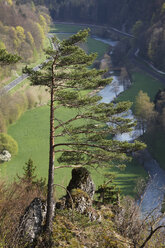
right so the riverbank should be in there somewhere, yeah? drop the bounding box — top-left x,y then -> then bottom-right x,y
96,30 -> 165,216
134,149 -> 165,216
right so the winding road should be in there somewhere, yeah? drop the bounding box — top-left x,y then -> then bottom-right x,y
1,63 -> 41,93
130,50 -> 165,85
0,34 -> 55,94
2,22 -> 165,94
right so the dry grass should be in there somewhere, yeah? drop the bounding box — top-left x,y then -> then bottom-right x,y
0,179 -> 46,247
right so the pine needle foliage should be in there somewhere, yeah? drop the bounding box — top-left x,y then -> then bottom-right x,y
0,49 -> 20,65
19,158 -> 47,193
23,29 -> 145,231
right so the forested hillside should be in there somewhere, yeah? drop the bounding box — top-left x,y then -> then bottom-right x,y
17,0 -> 165,70
0,0 -> 50,63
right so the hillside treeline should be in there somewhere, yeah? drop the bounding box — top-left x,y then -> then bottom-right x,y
0,0 -> 50,63
17,0 -> 165,70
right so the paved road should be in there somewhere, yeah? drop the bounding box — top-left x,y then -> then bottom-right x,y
1,23 -> 165,217
1,64 -> 42,93
1,74 -> 28,93
0,25 -> 132,95
130,51 -> 165,85
0,35 -> 55,94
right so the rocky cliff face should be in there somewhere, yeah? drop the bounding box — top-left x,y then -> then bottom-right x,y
67,167 -> 95,199
19,198 -> 46,243
18,168 -> 145,247
57,167 -> 101,221
20,168 -> 97,243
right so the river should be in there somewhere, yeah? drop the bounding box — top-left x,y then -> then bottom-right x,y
54,31 -> 165,217
97,37 -> 165,218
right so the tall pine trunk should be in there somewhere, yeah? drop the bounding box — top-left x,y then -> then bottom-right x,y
45,61 -> 55,232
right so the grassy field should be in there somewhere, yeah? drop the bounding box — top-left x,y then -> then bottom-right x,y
0,23 -> 149,198
51,23 -> 110,60
116,70 -> 164,110
0,105 -> 147,198
50,23 -> 89,33
55,33 -> 109,60
116,69 -> 165,171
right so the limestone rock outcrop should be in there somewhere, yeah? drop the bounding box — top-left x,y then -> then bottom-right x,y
19,198 -> 46,243
67,167 -> 95,199
57,167 -> 101,221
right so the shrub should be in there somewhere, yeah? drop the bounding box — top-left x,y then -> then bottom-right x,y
0,92 -> 29,127
0,133 -> 18,156
7,98 -> 21,124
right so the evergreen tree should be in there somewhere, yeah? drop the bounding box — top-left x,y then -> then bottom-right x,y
96,173 -> 120,205
23,158 -> 37,183
24,29 -> 145,232
0,49 -> 20,66
19,158 -> 46,193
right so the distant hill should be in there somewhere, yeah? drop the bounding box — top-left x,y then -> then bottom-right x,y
17,0 -> 165,70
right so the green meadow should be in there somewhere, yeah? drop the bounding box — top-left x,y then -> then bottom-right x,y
0,23 -> 150,197
50,23 -> 89,33
117,70 -> 165,171
54,32 -> 109,61
1,104 -> 147,198
116,70 -> 164,110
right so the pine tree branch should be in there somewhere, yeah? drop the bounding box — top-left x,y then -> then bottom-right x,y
54,117 -> 72,137
54,164 -> 84,169
140,225 -> 165,248
54,141 -> 145,153
54,127 -> 107,137
54,142 -> 115,151
54,114 -> 107,130
55,149 -> 105,160
54,160 -> 108,170
54,114 -> 81,130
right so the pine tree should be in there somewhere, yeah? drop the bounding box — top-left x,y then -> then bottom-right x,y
96,173 -> 120,205
23,158 -> 37,183
18,158 -> 46,193
0,49 -> 20,65
24,29 -> 145,232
